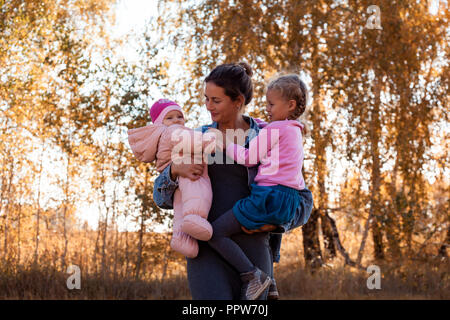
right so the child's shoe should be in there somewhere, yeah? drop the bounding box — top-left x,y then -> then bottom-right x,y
240,267 -> 272,300
267,278 -> 279,300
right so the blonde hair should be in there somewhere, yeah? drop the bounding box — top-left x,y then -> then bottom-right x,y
267,74 -> 309,120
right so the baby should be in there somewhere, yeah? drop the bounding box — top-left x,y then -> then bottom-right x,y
127,99 -> 216,258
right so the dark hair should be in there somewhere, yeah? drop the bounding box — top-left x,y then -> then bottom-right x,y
204,62 -> 253,106
267,74 -> 308,120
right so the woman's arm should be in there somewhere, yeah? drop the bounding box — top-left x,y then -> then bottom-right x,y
153,165 -> 178,209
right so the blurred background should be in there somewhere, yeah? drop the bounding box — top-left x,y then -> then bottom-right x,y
0,0 -> 448,299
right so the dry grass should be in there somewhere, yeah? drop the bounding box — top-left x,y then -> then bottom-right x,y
274,260 -> 449,300
1,257 -> 447,300
274,227 -> 449,300
0,226 -> 448,300
0,266 -> 190,300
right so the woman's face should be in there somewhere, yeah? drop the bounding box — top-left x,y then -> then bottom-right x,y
204,82 -> 240,124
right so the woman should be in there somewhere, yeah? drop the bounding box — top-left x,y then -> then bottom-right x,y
153,62 -> 313,300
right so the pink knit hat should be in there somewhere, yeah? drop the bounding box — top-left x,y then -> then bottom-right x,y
150,99 -> 184,124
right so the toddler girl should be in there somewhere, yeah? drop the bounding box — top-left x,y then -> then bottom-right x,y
208,74 -> 310,300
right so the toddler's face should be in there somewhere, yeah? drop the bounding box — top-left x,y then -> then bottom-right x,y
265,89 -> 295,122
162,110 -> 185,126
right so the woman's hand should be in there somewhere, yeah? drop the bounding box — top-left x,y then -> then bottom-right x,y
170,162 -> 204,181
241,224 -> 277,234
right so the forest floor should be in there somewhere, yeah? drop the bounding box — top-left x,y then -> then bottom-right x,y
0,256 -> 447,300
0,252 -> 450,300
1,229 -> 448,300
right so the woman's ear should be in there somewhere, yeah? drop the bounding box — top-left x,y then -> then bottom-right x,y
236,95 -> 245,110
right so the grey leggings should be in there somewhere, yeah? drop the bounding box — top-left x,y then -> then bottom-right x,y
208,209 -> 255,274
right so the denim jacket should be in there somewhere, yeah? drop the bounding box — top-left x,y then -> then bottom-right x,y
153,115 -> 313,263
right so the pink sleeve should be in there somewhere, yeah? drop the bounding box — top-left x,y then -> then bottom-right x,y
127,124 -> 165,163
225,126 -> 278,167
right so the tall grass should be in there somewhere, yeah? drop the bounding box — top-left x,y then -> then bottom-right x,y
274,260 -> 449,299
1,258 -> 447,300
0,227 -> 448,299
0,265 -> 190,300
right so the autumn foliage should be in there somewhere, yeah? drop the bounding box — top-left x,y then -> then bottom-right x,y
0,0 -> 448,299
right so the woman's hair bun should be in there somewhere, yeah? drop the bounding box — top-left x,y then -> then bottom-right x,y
205,62 -> 254,105
238,62 -> 253,77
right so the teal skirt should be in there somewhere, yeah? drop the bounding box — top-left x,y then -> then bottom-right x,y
232,183 -> 300,230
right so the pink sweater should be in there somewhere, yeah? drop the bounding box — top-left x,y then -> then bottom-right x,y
226,120 -> 305,190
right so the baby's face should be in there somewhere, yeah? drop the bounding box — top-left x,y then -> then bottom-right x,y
162,110 -> 185,126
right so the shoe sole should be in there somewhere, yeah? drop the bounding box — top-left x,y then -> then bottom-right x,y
249,277 -> 272,300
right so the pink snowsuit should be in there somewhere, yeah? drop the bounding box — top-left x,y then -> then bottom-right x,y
127,123 -> 216,258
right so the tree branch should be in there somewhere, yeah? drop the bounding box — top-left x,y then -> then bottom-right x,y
324,210 -> 366,271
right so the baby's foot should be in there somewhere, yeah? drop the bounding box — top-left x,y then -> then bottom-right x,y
170,231 -> 198,258
181,214 -> 213,241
